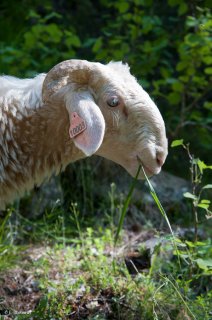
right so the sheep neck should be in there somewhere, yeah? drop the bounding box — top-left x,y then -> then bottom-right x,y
0,98 -> 83,208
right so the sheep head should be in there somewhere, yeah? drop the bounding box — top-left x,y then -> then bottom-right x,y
42,59 -> 168,179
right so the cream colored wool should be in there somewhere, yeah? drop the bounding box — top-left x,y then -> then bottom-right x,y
0,60 -> 168,209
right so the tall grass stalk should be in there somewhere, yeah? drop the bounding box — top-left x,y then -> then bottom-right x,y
114,162 -> 175,245
114,165 -> 141,245
70,203 -> 86,252
138,162 -> 181,268
139,164 -> 174,236
0,210 -> 12,243
114,160 -> 181,268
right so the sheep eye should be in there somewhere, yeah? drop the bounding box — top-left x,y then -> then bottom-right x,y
107,97 -> 119,107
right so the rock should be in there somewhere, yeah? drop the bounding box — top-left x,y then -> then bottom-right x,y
18,157 -> 190,221
27,175 -> 63,217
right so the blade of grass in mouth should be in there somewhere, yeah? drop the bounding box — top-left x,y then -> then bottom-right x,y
137,157 -> 181,267
115,157 -> 180,268
114,164 -> 141,245
137,157 -> 174,236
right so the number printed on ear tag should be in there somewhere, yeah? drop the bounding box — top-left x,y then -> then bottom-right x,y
69,112 -> 87,138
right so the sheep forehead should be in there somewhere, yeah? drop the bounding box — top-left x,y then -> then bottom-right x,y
95,61 -> 139,89
93,63 -> 141,100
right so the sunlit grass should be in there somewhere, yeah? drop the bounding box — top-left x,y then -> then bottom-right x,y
0,164 -> 211,319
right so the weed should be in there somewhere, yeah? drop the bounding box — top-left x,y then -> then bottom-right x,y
114,165 -> 141,245
171,139 -> 212,241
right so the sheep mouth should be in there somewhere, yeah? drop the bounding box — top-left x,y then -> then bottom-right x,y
141,165 -> 154,177
123,156 -> 154,179
136,156 -> 157,177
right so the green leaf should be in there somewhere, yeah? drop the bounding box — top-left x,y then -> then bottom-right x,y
179,75 -> 189,83
198,203 -> 210,209
186,16 -> 198,28
204,67 -> 212,75
171,139 -> 184,147
202,184 -> 212,190
185,34 -> 201,46
196,258 -> 212,270
172,81 -> 184,92
168,0 -> 179,7
185,240 -> 195,248
183,192 -> 197,200
44,12 -> 62,21
202,56 -> 212,65
28,9 -> 40,19
200,199 -> 211,204
204,102 -> 212,110
168,92 -> 181,105
45,24 -> 63,43
176,61 -> 188,71
93,37 -> 103,53
160,67 -> 171,78
197,160 -> 212,173
65,32 -> 81,47
71,35 -> 81,47
178,3 -> 188,15
116,2 -> 129,13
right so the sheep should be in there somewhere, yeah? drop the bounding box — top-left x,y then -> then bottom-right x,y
0,59 -> 168,209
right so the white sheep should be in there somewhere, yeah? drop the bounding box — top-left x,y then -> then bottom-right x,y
0,59 -> 168,209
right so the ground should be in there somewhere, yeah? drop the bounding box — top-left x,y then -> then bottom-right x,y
0,227 -> 211,320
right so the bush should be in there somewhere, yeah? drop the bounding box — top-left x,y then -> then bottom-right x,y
0,0 -> 211,176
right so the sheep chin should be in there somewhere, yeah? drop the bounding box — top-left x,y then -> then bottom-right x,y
121,157 -> 153,180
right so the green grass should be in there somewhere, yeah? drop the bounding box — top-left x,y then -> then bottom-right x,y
0,164 -> 211,319
0,206 -> 211,319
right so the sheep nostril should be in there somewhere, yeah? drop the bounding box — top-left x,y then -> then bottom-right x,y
156,155 -> 164,167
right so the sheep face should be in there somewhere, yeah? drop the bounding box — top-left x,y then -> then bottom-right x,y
92,63 -> 168,179
43,60 -> 168,179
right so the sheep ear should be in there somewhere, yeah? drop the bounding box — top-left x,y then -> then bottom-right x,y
66,90 -> 105,156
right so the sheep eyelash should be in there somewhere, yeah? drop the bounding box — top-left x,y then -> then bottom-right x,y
111,109 -> 120,128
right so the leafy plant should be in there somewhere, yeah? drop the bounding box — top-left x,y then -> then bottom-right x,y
171,139 -> 212,241
0,8 -> 81,76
